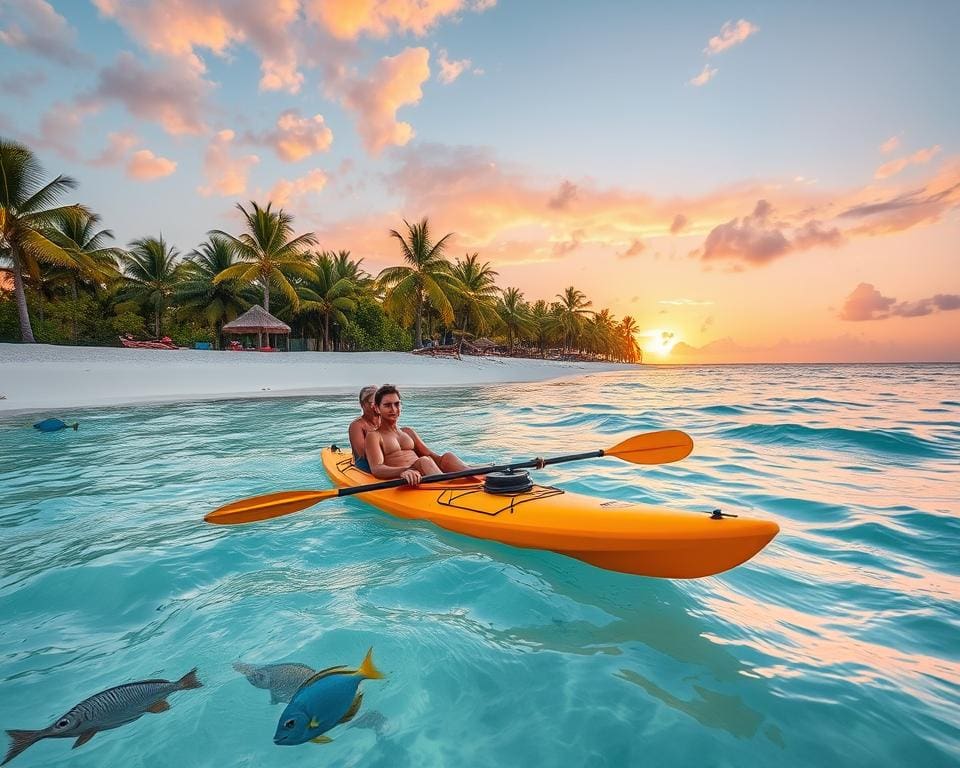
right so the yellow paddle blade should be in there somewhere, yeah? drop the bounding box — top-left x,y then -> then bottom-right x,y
204,489 -> 338,525
606,430 -> 693,464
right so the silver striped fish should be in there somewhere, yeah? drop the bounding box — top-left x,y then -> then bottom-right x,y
233,661 -> 315,705
2,668 -> 201,765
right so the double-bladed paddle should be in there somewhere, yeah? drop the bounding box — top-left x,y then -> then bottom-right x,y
204,429 -> 693,526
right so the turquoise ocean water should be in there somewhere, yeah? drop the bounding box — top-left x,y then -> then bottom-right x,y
1,363 -> 957,767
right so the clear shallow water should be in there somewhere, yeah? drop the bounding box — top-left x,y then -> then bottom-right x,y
1,364 -> 958,767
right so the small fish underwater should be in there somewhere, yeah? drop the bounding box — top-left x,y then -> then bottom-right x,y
233,661 -> 316,704
274,648 -> 384,746
2,668 -> 202,765
32,418 -> 78,433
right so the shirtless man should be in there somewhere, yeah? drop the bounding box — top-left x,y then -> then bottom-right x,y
348,385 -> 380,472
365,384 -> 471,486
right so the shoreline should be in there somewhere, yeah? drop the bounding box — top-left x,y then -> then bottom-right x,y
0,343 -> 638,417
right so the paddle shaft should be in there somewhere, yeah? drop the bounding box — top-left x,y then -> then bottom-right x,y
335,449 -> 604,497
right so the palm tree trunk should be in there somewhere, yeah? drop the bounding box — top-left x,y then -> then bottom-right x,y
71,277 -> 78,343
324,314 -> 330,352
155,307 -> 160,337
11,250 -> 37,343
414,291 -> 423,347
263,280 -> 270,313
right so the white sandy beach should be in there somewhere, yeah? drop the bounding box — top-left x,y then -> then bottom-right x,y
0,343 -> 636,416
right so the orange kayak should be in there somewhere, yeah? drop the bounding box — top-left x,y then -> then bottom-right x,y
321,448 -> 778,579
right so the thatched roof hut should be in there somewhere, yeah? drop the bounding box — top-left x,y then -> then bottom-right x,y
222,305 -> 290,350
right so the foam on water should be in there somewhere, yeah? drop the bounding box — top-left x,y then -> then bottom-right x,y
0,363 -> 957,767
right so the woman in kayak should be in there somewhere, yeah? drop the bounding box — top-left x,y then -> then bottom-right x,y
348,385 -> 380,472
365,385 -> 473,486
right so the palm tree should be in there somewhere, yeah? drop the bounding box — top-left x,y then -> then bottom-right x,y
378,217 -> 457,348
555,285 -> 593,353
618,315 -> 642,363
585,308 -> 618,360
497,286 -> 533,352
528,299 -> 554,357
0,139 -> 90,342
48,211 -> 124,342
451,253 -> 500,339
178,235 -> 250,348
211,201 -> 317,314
298,251 -> 357,351
120,235 -> 188,337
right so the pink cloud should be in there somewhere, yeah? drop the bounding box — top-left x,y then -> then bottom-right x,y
199,130 -> 260,196
874,144 -> 942,180
90,131 -> 140,166
840,283 -> 960,321
0,0 -> 91,66
701,200 -> 791,264
307,0 -> 486,40
437,49 -> 472,84
670,333 -> 960,364
841,159 -> 960,234
340,47 -> 431,155
699,203 -> 845,265
705,19 -> 758,55
879,135 -> 901,154
92,52 -> 211,135
251,110 -> 334,162
618,239 -> 646,259
316,144 -> 956,271
268,169 -> 329,207
670,214 -> 688,234
689,64 -> 717,87
93,0 -> 303,92
127,149 -> 177,180
37,101 -> 100,160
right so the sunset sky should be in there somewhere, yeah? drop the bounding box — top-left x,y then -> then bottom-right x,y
1,0 -> 957,362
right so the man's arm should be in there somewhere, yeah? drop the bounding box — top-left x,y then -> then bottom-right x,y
347,419 -> 365,459
405,427 -> 442,462
365,430 -> 420,482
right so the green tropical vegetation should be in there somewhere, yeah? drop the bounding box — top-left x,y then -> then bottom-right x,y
0,140 -> 642,362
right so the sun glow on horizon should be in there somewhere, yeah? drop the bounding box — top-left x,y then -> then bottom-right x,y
640,328 -> 681,359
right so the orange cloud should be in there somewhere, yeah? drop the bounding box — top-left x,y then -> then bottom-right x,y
874,144 -> 942,179
268,169 -> 329,207
307,0 -> 483,40
689,64 -> 717,87
437,49 -> 472,84
879,135 -> 901,154
256,110 -> 334,162
93,0 -> 303,92
313,144 -> 957,273
92,52 -> 211,135
199,130 -> 259,196
670,333 -> 960,363
705,19 -> 758,55
841,158 -> 960,235
618,239 -> 646,259
126,149 -> 177,180
340,47 -> 430,154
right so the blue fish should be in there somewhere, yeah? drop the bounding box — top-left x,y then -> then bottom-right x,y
273,648 -> 384,746
33,419 -> 78,432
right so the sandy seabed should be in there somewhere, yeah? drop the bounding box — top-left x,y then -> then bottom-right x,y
0,343 -> 636,416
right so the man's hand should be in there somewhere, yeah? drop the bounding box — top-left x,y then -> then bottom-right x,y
400,468 -> 423,486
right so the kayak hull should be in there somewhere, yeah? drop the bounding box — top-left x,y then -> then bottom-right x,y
321,448 -> 778,579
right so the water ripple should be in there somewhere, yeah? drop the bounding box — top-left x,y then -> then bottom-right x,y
1,363 -> 958,767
